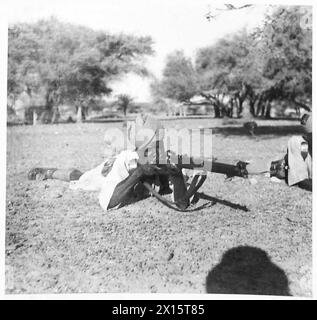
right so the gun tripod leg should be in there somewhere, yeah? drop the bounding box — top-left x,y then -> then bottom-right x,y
169,169 -> 190,210
185,174 -> 207,202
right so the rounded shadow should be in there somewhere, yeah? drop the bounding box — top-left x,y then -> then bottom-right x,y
206,246 -> 291,296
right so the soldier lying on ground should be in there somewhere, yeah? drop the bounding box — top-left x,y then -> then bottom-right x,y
270,113 -> 312,191
28,114 -> 250,211
28,115 -> 193,211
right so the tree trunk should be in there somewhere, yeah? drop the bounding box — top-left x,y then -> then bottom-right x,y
237,98 -> 244,118
33,109 -> 37,126
223,100 -> 232,118
82,106 -> 88,121
39,91 -> 55,124
265,101 -> 272,119
77,105 -> 83,122
249,99 -> 255,116
255,94 -> 263,117
51,106 -> 60,124
214,104 -> 221,118
38,110 -> 46,123
261,102 -> 266,117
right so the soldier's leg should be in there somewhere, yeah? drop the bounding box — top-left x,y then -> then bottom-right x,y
28,168 -> 83,181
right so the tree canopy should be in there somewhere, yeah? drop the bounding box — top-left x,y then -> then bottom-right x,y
155,5 -> 312,118
8,17 -> 154,122
254,6 -> 312,105
155,51 -> 199,103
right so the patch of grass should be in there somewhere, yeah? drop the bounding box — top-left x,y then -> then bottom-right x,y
6,122 -> 312,295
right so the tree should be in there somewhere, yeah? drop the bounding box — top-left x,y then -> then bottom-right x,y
8,18 -> 154,123
116,94 -> 133,117
197,5 -> 312,118
254,6 -> 312,116
158,51 -> 199,103
196,30 -> 253,117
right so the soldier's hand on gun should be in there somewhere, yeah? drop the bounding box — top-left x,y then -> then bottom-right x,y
138,163 -> 162,176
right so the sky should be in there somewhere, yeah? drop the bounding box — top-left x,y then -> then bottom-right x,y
5,0 -> 270,101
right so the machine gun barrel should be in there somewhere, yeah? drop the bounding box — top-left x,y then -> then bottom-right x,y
170,153 -> 248,178
178,160 -> 248,178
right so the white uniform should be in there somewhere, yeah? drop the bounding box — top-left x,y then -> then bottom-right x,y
287,136 -> 312,186
69,150 -> 139,211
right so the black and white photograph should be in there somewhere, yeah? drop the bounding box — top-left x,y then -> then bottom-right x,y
2,0 -> 315,299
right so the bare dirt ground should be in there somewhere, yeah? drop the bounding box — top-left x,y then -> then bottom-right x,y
6,119 -> 312,296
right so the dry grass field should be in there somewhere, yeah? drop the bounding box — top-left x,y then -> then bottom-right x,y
6,119 -> 312,296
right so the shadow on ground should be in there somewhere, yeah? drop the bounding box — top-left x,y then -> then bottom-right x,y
212,125 -> 304,137
197,192 -> 249,212
206,246 -> 291,296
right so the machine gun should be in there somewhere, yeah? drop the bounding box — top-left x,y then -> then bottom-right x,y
140,150 -> 249,211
